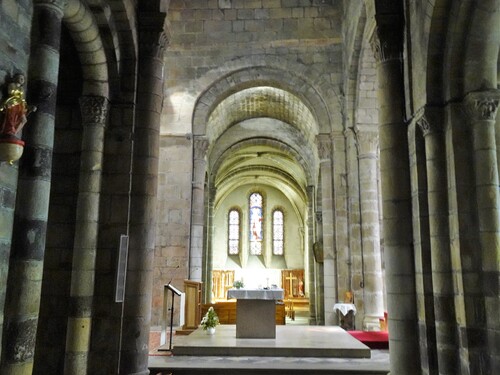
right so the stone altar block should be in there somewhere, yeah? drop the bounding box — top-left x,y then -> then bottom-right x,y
227,288 -> 284,339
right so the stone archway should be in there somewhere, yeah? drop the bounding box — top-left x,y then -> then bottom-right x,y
189,64 -> 332,324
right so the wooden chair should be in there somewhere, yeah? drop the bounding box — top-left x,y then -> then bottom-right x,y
344,291 -> 354,303
285,299 -> 295,321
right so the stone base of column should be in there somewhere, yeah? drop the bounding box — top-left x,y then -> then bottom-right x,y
362,315 -> 383,331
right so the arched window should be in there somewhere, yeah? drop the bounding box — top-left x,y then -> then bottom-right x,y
272,209 -> 284,255
249,192 -> 263,255
228,209 -> 240,255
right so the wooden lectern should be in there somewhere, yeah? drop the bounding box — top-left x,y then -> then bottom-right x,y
182,280 -> 202,331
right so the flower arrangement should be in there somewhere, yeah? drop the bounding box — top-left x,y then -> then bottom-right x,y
201,307 -> 219,330
233,280 -> 244,289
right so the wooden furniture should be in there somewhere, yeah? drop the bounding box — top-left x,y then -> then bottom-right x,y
182,280 -> 202,331
285,299 -> 295,320
202,301 -> 286,325
212,270 -> 234,301
281,269 -> 305,298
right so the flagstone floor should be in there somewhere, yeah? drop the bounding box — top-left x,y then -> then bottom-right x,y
149,320 -> 390,375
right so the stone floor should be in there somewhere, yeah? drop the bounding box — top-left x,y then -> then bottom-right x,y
149,350 -> 390,375
148,321 -> 390,375
167,325 -> 370,358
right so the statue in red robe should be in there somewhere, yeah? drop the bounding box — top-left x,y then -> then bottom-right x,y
0,74 -> 36,139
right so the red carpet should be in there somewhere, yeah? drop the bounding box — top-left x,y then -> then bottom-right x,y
348,330 -> 389,349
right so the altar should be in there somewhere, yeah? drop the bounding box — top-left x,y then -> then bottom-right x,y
227,288 -> 284,338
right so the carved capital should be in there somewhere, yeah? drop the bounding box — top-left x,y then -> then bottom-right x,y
79,95 -> 109,125
34,0 -> 67,12
355,130 -> 379,158
193,136 -> 209,160
316,135 -> 331,161
315,211 -> 322,223
370,18 -> 404,63
139,30 -> 169,59
464,90 -> 500,122
416,115 -> 431,137
138,12 -> 169,59
412,106 -> 444,137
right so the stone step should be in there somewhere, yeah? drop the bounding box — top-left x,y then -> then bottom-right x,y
149,352 -> 390,375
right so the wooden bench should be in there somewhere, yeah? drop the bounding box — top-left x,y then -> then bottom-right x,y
202,301 -> 286,325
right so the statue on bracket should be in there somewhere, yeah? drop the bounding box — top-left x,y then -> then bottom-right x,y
0,73 -> 37,164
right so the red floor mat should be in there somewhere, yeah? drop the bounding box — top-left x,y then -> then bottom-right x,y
348,330 -> 389,349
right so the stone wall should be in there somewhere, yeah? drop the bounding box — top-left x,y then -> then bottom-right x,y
163,0 -> 343,135
212,183 -> 304,271
153,135 -> 192,326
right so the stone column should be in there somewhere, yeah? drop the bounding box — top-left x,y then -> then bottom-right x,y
306,185 -> 317,324
371,23 -> 421,373
316,135 -> 336,325
64,95 -> 109,374
416,107 -> 459,374
1,1 -> 65,374
203,187 -> 216,303
464,90 -> 500,374
190,136 -> 209,282
407,117 -> 437,374
120,10 -> 167,375
354,128 -> 385,331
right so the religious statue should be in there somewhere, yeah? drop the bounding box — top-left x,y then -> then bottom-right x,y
298,278 -> 304,297
0,73 -> 36,140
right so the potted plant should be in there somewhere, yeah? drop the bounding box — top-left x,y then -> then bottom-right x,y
233,280 -> 244,289
201,306 -> 219,335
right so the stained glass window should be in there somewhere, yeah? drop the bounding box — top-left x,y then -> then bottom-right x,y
249,193 -> 263,255
272,210 -> 284,255
228,209 -> 240,255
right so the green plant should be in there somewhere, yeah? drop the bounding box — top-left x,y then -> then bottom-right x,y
233,280 -> 244,289
201,307 -> 219,330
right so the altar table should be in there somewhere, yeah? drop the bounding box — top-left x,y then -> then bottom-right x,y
227,288 -> 284,338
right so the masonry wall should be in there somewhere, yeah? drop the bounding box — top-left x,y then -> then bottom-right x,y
212,183 -> 304,271
153,136 -> 192,326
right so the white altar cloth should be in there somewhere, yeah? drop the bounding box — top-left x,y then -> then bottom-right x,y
227,288 -> 284,300
333,303 -> 357,316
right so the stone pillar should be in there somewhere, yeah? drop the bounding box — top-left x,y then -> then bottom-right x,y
64,95 -> 109,374
190,136 -> 209,282
464,90 -> 500,374
306,185 -> 317,324
343,129 -> 357,316
317,135 -> 336,325
120,9 -> 167,375
1,1 -> 65,374
354,128 -> 385,331
314,211 -> 325,325
407,118 -> 437,375
371,23 -> 421,373
203,187 -> 216,303
416,107 -> 459,374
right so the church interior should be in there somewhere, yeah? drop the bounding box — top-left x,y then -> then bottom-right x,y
0,0 -> 499,374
